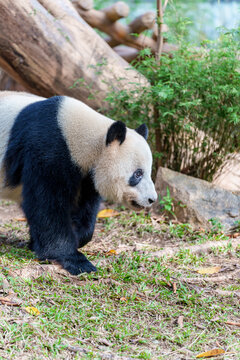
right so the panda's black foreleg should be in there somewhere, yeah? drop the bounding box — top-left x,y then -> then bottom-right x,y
71,173 -> 101,248
22,177 -> 97,275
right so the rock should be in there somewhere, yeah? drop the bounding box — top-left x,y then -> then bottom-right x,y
213,153 -> 240,193
153,167 -> 240,231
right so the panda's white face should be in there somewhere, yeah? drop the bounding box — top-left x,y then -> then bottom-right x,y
94,123 -> 157,210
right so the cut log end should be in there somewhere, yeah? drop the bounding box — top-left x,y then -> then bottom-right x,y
129,11 -> 156,34
103,1 -> 129,22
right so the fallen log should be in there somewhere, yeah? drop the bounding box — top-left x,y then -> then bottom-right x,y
0,69 -> 26,91
75,5 -> 175,54
0,0 -> 146,109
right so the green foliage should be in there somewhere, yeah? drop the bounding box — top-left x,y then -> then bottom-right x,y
158,187 -> 175,217
105,28 -> 240,180
208,217 -> 224,234
234,220 -> 240,231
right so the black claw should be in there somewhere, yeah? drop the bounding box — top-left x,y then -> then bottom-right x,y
58,252 -> 97,275
66,262 -> 97,275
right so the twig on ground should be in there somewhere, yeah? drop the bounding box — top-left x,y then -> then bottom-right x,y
152,237 -> 240,258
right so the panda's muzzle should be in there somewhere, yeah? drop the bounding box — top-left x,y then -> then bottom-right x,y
131,200 -> 144,210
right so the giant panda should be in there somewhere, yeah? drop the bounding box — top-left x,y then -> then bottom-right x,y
0,91 -> 157,275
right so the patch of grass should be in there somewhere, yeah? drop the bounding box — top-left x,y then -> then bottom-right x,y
103,211 -> 161,237
169,249 -> 207,266
0,207 -> 239,359
0,200 -> 14,206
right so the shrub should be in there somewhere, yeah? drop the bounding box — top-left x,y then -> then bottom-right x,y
105,28 -> 240,180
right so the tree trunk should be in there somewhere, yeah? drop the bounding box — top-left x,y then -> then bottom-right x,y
0,69 -> 26,91
0,0 -> 146,109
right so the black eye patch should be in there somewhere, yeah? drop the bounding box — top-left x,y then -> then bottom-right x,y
129,169 -> 143,187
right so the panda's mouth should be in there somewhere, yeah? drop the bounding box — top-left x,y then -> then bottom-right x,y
131,200 -> 144,210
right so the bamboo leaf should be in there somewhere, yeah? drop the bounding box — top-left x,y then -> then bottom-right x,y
97,209 -> 119,218
196,348 -> 225,358
25,306 -> 40,316
197,267 -> 221,275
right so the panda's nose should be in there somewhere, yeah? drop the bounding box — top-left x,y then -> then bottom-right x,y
148,198 -> 155,204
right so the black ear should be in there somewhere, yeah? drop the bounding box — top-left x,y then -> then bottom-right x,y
135,124 -> 148,140
106,121 -> 126,146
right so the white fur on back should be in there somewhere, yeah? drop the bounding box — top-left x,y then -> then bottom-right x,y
0,92 -> 44,168
58,97 -> 113,171
0,91 -> 44,202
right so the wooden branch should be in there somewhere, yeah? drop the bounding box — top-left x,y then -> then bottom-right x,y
71,0 -> 93,11
107,12 -> 157,49
0,0 -> 147,109
163,0 -> 169,13
156,0 -> 163,64
113,46 -> 139,62
103,2 -> 129,22
0,69 -> 26,91
75,5 -> 176,56
78,9 -> 164,53
129,11 -> 155,34
99,11 -> 156,49
155,0 -> 170,63
113,43 -> 177,63
152,23 -> 168,40
106,37 -> 121,48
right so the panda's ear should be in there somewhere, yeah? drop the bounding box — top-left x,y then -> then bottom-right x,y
106,121 -> 126,146
135,124 -> 148,140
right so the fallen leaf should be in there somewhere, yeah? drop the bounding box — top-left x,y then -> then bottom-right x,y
225,321 -> 240,327
25,306 -> 40,316
14,217 -> 27,222
0,298 -> 20,306
196,348 -> 225,358
97,209 -> 119,218
173,282 -> 177,293
197,266 -> 221,275
120,297 -> 127,302
0,294 -> 21,306
106,249 -> 117,256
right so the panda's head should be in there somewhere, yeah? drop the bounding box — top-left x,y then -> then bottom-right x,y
94,121 -> 157,210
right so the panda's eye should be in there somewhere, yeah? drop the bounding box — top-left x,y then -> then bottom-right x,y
129,169 -> 143,186
135,169 -> 143,178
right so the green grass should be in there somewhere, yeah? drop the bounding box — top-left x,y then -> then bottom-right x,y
0,208 -> 239,359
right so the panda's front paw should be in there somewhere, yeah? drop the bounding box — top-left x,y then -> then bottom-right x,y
78,260 -> 97,274
60,252 -> 97,275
